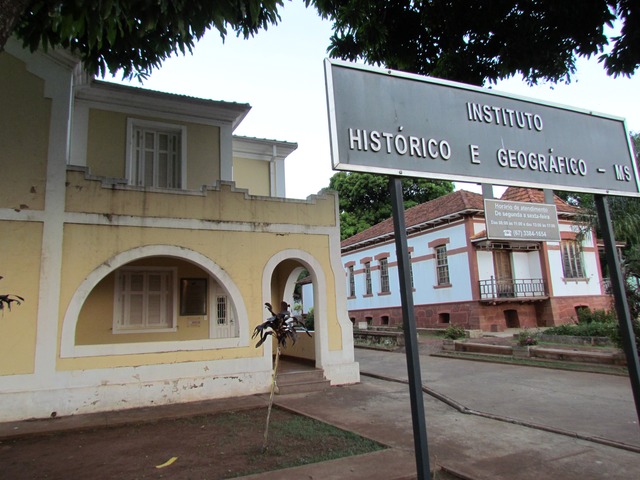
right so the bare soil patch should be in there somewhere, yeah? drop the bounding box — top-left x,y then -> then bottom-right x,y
0,407 -> 384,479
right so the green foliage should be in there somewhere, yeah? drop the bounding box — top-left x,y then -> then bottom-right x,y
609,318 -> 640,351
543,309 -> 640,348
12,0 -> 283,78
577,308 -> 617,325
304,307 -> 314,331
5,1 -> 640,84
312,0 -> 638,85
443,325 -> 465,340
327,172 -> 453,239
516,329 -> 539,346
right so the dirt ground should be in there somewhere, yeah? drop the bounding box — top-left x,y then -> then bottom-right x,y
0,407 -> 381,480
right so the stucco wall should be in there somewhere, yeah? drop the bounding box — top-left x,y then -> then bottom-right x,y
0,53 -> 49,211
233,156 -> 271,196
0,221 -> 43,375
85,110 -> 221,189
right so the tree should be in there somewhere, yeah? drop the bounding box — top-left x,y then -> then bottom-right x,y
327,172 -> 453,239
4,1 -> 640,83
2,0 -> 283,78
252,301 -> 310,452
312,0 -> 639,86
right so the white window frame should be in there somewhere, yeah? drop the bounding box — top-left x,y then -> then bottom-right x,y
436,245 -> 451,286
113,267 -> 178,334
364,261 -> 372,296
561,240 -> 586,279
126,118 -> 187,189
348,265 -> 356,297
379,257 -> 390,293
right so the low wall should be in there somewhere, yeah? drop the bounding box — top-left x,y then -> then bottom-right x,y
353,330 -> 405,350
449,341 -> 626,366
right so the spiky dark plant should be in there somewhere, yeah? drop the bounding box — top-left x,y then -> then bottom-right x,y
0,277 -> 23,312
253,301 -> 310,451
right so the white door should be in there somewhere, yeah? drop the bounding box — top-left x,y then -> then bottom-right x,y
210,284 -> 236,339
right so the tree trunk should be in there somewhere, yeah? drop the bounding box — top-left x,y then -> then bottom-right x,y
0,0 -> 33,52
262,346 -> 281,452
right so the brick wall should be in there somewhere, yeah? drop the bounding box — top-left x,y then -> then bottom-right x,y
348,294 -> 613,331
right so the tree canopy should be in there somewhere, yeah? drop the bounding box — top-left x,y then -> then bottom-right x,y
2,1 -> 639,82
327,172 -> 453,239
1,0 -> 283,78
312,0 -> 640,86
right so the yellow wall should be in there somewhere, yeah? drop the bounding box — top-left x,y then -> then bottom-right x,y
75,258 -> 212,345
0,221 -> 43,375
186,123 -> 219,190
0,53 -> 49,211
65,170 -> 337,226
85,110 -> 221,188
57,213 -> 341,370
86,109 -> 126,178
233,157 -> 270,196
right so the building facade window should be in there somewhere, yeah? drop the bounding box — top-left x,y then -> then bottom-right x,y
114,267 -> 177,333
127,119 -> 186,189
379,258 -> 390,293
348,265 -> 356,297
561,240 -> 585,278
436,245 -> 450,285
364,261 -> 372,295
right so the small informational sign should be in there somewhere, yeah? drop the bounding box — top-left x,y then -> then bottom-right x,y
484,199 -> 560,241
324,59 -> 640,197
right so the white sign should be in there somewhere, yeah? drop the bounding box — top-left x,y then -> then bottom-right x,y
325,59 -> 640,197
484,200 -> 560,242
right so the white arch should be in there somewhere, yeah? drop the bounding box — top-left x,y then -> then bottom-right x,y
283,266 -> 306,313
261,249 -> 328,367
60,245 -> 249,357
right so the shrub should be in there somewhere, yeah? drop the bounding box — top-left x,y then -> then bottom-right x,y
304,307 -> 314,331
544,308 -> 640,349
609,318 -> 640,350
443,325 -> 466,340
576,308 -> 616,325
517,329 -> 539,346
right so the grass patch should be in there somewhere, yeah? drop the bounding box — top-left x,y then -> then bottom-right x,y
227,407 -> 386,477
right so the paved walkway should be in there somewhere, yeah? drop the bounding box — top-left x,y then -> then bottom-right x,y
1,346 -> 639,479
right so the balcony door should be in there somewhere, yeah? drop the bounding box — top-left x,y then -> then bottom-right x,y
493,250 -> 514,297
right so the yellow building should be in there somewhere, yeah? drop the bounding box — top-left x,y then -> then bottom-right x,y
0,40 -> 358,422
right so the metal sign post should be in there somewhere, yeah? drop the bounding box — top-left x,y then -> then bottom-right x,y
389,177 -> 431,479
324,59 -> 640,478
595,195 -> 640,421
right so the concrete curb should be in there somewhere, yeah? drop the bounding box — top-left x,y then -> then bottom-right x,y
361,371 -> 640,455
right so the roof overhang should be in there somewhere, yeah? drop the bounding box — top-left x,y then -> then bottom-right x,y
75,80 -> 251,129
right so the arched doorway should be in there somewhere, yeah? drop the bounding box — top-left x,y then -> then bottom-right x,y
262,250 -> 327,369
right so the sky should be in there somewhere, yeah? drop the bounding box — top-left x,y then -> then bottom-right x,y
107,2 -> 640,200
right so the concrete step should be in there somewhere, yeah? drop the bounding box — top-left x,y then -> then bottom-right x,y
276,369 -> 330,395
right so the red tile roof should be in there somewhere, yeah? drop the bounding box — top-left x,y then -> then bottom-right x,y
500,187 -> 580,214
341,189 -> 484,250
341,188 -> 579,251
